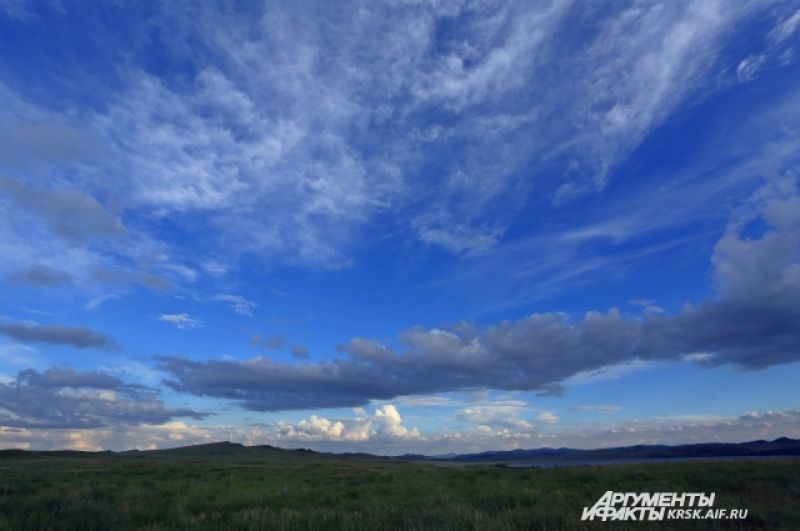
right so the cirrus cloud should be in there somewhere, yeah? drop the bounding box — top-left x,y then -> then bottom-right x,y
158,313 -> 201,330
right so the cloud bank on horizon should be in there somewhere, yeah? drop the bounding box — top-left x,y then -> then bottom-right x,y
0,0 -> 799,453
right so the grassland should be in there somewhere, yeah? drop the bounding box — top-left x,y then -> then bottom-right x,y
0,446 -> 798,530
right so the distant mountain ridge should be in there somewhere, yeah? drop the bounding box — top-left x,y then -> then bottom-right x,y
407,437 -> 800,463
1,437 -> 799,464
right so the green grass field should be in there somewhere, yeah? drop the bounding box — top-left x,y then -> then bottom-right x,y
0,448 -> 798,530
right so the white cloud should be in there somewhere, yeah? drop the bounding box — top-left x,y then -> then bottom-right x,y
373,404 -> 420,439
457,400 -> 530,429
273,404 -> 419,444
536,411 -> 559,424
0,426 -> 32,449
293,415 -> 346,440
213,294 -> 257,317
552,0 -> 747,199
410,2 -> 569,110
737,54 -> 768,82
414,220 -> 504,257
571,404 -> 622,413
0,421 -> 215,451
91,51 -> 402,267
0,1 -> 788,271
158,313 -> 201,330
563,358 -> 660,386
396,395 -> 458,407
732,7 -> 800,85
202,261 -> 230,277
0,343 -> 37,365
5,405 -> 800,455
162,178 -> 800,411
0,0 -> 33,21
769,8 -> 800,43
86,292 -> 124,311
682,352 -> 715,363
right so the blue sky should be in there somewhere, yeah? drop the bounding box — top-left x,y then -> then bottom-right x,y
1,0 -> 800,453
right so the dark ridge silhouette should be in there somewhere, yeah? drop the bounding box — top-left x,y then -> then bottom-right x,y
421,437 -> 800,463
1,437 -> 799,463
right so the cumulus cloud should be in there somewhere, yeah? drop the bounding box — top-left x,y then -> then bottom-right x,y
4,405 -> 800,454
264,407 -> 800,455
414,407 -> 800,455
0,1 -> 796,454
272,404 -> 418,444
536,411 -> 559,424
0,421 -> 217,452
457,400 -> 531,430
158,308 -> 644,411
543,409 -> 800,450
282,415 -> 350,441
158,313 -> 201,330
159,176 -> 800,410
373,405 -> 420,439
0,323 -> 115,349
0,367 -> 206,430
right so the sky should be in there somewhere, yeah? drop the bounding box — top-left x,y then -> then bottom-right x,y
1,0 -> 799,454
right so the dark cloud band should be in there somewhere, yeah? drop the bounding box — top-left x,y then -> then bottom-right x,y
0,323 -> 116,349
0,368 -> 207,429
159,179 -> 800,411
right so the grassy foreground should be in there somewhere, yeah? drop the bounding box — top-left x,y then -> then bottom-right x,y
0,449 -> 798,530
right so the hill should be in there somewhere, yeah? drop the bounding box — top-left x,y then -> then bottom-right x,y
1,436 -> 799,464
423,436 -> 800,463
